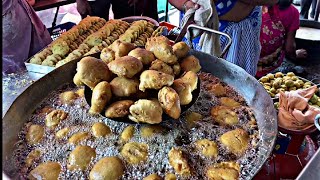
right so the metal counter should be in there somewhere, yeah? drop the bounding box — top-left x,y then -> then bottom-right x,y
297,148 -> 320,180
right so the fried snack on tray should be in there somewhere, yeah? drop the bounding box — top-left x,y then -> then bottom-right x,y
180,55 -> 201,73
145,36 -> 178,65
89,81 -> 112,114
149,59 -> 174,76
179,71 -> 198,91
173,41 -> 190,59
100,48 -> 115,64
128,48 -> 155,66
107,56 -> 143,78
158,86 -> 181,119
109,40 -> 136,58
75,56 -> 111,90
129,99 -> 163,124
139,70 -> 174,92
89,157 -> 124,180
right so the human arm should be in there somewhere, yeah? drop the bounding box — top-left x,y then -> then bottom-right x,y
284,31 -> 297,60
27,0 -> 35,6
168,0 -> 199,12
76,0 -> 92,18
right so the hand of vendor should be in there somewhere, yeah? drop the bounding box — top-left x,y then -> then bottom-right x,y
76,0 -> 92,18
183,0 -> 200,12
296,49 -> 308,59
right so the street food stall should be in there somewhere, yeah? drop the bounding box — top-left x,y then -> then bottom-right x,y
2,3 -> 320,179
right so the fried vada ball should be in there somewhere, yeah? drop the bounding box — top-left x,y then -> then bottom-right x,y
25,149 -> 41,167
51,40 -> 70,57
144,174 -> 162,180
110,40 -> 136,58
105,100 -> 134,118
165,173 -> 176,180
210,106 -> 239,126
128,48 -> 156,66
145,36 -> 178,65
139,70 -> 174,92
89,157 -> 124,180
150,59 -> 174,76
110,77 -> 139,97
26,124 -> 44,145
76,56 -> 111,89
206,162 -> 240,180
89,81 -> 112,114
179,71 -> 198,91
219,97 -> 240,108
68,145 -> 96,171
55,127 -> 70,139
158,87 -> 181,119
121,142 -> 148,164
180,55 -> 201,73
207,83 -> 226,97
129,99 -> 163,124
100,48 -> 115,64
220,128 -> 249,155
186,112 -> 203,128
168,148 -> 191,177
140,125 -> 164,138
92,122 -> 112,138
275,72 -> 284,78
172,79 -> 193,105
60,91 -> 78,105
29,162 -> 61,180
107,56 -> 143,78
173,41 -> 190,58
68,132 -> 91,145
120,125 -> 135,142
45,110 -> 68,128
195,139 -> 218,158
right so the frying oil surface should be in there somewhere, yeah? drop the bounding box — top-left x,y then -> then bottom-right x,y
13,72 -> 259,179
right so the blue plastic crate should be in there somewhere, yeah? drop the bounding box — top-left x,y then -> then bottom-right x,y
47,22 -> 76,41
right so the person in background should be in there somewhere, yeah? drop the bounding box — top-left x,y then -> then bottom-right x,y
169,0 -> 278,76
76,0 -> 158,21
2,0 -> 52,75
300,0 -> 318,19
256,0 -> 308,78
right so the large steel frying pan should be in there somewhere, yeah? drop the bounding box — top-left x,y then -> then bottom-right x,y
2,50 -> 278,179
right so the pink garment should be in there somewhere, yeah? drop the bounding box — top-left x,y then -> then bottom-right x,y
2,0 -> 52,74
256,5 -> 300,78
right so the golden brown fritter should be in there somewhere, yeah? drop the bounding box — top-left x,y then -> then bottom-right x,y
68,146 -> 96,171
179,71 -> 198,91
168,148 -> 191,177
194,139 -> 218,158
219,97 -> 241,108
100,48 -> 115,64
180,55 -> 201,73
89,157 -> 124,180
105,100 -> 134,118
107,56 -> 143,78
129,99 -> 163,124
220,129 -> 249,155
206,162 -> 240,180
139,70 -> 174,92
110,77 -> 139,97
89,81 -> 112,114
120,142 -> 148,164
173,41 -> 190,58
128,48 -> 155,66
210,106 -> 239,126
29,162 -> 61,180
172,79 -> 193,105
158,87 -> 181,119
150,59 -> 174,76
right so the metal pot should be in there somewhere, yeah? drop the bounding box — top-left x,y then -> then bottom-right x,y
2,50 -> 278,179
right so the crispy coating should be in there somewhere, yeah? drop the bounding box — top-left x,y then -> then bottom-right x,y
60,91 -> 78,105
105,100 -> 134,118
110,77 -> 139,97
150,59 -> 174,76
121,142 -> 148,164
195,139 -> 218,158
139,70 -> 174,92
45,110 -> 68,128
211,106 -> 239,126
128,48 -> 155,66
89,157 -> 124,180
129,99 -> 163,124
91,122 -> 112,138
179,71 -> 198,91
76,56 -> 111,89
26,124 -> 44,145
68,132 -> 91,145
73,73 -> 84,86
55,127 -> 70,139
206,162 -> 240,180
158,87 -> 181,119
173,42 -> 190,58
172,63 -> 181,77
100,48 -> 115,64
89,81 -> 112,114
68,146 -> 96,171
120,125 -> 135,142
172,79 -> 193,105
110,40 -> 136,58
107,56 -> 143,78
51,40 -> 70,57
180,55 -> 201,73
29,162 -> 61,180
145,36 -> 178,65
168,148 -> 191,177
220,129 -> 249,155
207,83 -> 226,97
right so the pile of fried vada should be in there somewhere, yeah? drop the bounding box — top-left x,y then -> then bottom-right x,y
73,36 -> 201,124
